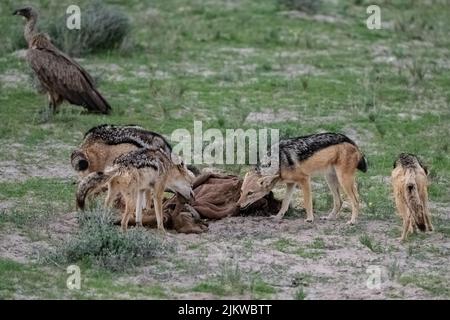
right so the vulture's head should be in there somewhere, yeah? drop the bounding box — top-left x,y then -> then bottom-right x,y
13,6 -> 37,20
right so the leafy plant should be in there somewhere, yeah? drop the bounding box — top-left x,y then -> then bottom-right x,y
46,1 -> 131,56
45,209 -> 171,272
277,0 -> 322,14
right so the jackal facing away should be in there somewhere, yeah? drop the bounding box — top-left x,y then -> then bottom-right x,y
71,124 -> 172,178
237,132 -> 367,225
392,153 -> 433,241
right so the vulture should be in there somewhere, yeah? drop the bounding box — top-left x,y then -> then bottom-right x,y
13,6 -> 111,114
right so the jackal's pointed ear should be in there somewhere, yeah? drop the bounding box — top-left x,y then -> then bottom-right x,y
259,175 -> 279,189
416,157 -> 428,175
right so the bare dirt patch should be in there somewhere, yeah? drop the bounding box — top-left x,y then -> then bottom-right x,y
0,70 -> 29,89
219,47 -> 256,58
0,159 -> 72,182
280,11 -> 347,24
0,141 -> 73,183
0,211 -> 78,263
269,63 -> 324,78
245,108 -> 298,124
0,232 -> 47,263
142,210 -> 449,299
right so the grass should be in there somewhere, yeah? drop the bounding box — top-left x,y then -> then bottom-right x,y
190,261 -> 276,299
273,237 -> 324,259
47,0 -> 131,56
398,274 -> 449,297
0,258 -> 168,299
294,287 -> 306,300
359,234 -> 383,253
0,0 -> 449,299
45,209 -> 172,272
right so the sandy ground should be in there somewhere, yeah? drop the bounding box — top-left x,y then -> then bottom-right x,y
152,210 -> 449,299
1,203 -> 448,299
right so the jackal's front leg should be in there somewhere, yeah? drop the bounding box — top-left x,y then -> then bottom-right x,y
135,190 -> 144,227
104,183 -> 118,208
152,187 -> 166,232
299,178 -> 314,223
274,183 -> 295,220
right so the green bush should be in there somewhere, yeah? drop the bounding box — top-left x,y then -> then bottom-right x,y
46,1 -> 131,56
277,0 -> 322,14
46,209 -> 171,272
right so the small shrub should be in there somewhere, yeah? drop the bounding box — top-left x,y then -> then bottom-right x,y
217,261 -> 247,294
46,1 -> 131,56
45,209 -> 170,272
294,287 -> 306,300
277,0 -> 322,14
407,59 -> 427,84
359,234 -> 383,253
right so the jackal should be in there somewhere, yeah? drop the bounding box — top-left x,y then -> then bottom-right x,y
79,148 -> 194,232
71,124 -> 172,177
392,153 -> 433,241
237,132 -> 367,225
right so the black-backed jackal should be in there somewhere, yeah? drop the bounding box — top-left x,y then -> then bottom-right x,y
71,124 -> 172,178
77,148 -> 194,232
392,153 -> 433,241
237,132 -> 367,225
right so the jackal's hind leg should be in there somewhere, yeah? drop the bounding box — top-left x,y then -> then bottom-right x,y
135,190 -> 144,227
336,169 -> 359,225
322,169 -> 342,220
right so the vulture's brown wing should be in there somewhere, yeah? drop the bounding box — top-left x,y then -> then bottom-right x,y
26,48 -> 111,114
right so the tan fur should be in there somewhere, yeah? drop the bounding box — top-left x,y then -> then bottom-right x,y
238,143 -> 364,225
391,164 -> 433,241
77,142 -> 137,177
104,155 -> 194,232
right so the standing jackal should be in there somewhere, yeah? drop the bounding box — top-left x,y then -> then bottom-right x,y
71,124 -> 172,178
78,148 -> 195,232
237,132 -> 367,225
392,153 -> 433,241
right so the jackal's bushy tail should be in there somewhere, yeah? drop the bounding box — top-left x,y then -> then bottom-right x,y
76,172 -> 110,210
404,168 -> 426,231
357,154 -> 368,173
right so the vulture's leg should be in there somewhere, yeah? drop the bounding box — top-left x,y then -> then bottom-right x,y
50,94 -> 63,114
47,93 -> 54,111
37,94 -> 53,123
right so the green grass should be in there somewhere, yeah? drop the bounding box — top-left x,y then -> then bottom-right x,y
273,237 -> 324,259
191,261 -> 276,298
359,234 -> 383,253
0,258 -> 168,299
294,287 -> 306,300
0,178 -> 73,201
398,274 -> 450,298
